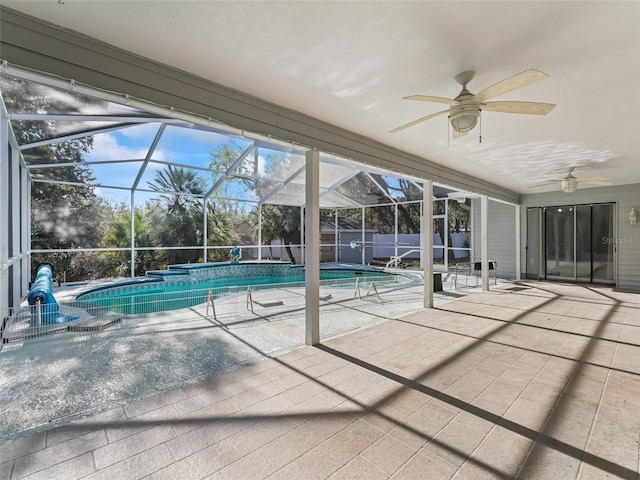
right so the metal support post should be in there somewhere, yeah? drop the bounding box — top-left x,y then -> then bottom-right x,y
246,286 -> 254,313
422,181 -> 434,308
481,195 -> 489,291
305,150 -> 320,345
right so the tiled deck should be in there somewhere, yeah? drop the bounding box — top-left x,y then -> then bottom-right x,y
1,282 -> 639,479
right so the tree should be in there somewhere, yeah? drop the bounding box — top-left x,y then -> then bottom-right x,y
205,202 -> 233,261
447,199 -> 471,233
334,174 -> 421,234
207,140 -> 256,212
250,206 -> 278,259
251,204 -> 301,264
2,76 -> 105,281
147,165 -> 205,264
148,165 -> 205,214
208,141 -> 308,260
102,206 -> 156,276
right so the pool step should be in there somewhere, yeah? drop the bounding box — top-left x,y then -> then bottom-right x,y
253,300 -> 285,308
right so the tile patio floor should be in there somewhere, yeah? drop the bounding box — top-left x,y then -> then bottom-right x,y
1,281 -> 639,479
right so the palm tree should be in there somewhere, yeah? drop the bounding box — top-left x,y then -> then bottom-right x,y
206,202 -> 233,261
103,209 -> 155,275
148,165 -> 205,214
147,166 -> 206,264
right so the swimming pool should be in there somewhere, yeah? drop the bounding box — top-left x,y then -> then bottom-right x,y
76,262 -> 410,315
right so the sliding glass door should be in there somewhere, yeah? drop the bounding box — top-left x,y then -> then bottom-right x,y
575,205 -> 592,282
526,207 -> 543,279
545,206 -> 575,280
530,203 -> 615,284
592,203 -> 615,283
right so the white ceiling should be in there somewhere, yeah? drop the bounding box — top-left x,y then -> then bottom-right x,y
5,1 -> 640,195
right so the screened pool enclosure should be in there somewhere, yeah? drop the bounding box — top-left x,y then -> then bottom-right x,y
0,67 -> 486,319
0,63 -> 520,343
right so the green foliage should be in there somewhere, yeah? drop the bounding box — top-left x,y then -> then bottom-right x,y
336,175 -> 421,234
31,251 -> 112,282
11,76 -> 472,286
102,206 -> 157,276
206,202 -> 233,261
146,166 -> 206,264
448,199 -> 471,232
5,77 -> 107,281
209,142 -> 305,261
250,204 -> 301,263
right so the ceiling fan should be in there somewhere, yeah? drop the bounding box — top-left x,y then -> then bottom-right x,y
389,68 -> 556,138
532,167 -> 612,193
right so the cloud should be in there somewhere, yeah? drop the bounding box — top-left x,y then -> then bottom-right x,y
85,132 -> 166,162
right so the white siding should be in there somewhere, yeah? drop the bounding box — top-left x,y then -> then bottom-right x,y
472,199 -> 518,279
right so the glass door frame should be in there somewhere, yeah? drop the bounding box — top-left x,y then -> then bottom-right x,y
527,202 -> 616,285
525,207 -> 543,280
544,205 -> 578,281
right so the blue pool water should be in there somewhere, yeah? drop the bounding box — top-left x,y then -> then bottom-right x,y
77,264 -> 405,315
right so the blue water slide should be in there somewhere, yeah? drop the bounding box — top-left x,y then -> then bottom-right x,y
27,264 -> 77,326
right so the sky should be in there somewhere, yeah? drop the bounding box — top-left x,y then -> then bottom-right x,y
84,122 -> 257,206
77,121 -> 390,210
59,119 -> 416,210
14,75 -> 427,213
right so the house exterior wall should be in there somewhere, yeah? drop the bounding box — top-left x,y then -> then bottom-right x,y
521,183 -> 640,291
472,199 -> 518,280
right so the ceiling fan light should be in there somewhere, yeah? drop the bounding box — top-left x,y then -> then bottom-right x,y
561,175 -> 578,194
449,104 -> 479,133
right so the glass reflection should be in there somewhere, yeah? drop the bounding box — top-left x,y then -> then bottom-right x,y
592,203 -> 615,283
545,207 -> 575,278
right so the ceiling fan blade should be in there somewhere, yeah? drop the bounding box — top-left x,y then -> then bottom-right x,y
579,179 -> 612,186
389,110 -> 448,134
528,181 -> 558,188
481,101 -> 556,115
578,177 -> 609,182
472,69 -> 549,102
404,95 -> 458,106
